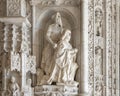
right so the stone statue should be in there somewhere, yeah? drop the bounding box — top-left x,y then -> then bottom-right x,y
47,29 -> 79,86
8,76 -> 20,96
95,8 -> 103,36
22,79 -> 33,96
95,46 -> 103,74
41,12 -> 63,77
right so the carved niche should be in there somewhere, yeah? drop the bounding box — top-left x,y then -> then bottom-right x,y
32,0 -> 80,95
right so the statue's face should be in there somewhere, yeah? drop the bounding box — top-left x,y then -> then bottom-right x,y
11,77 -> 15,83
55,13 -> 61,24
64,30 -> 71,42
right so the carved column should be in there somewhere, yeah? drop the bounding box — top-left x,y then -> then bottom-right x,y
31,3 -> 37,86
80,0 -> 88,95
21,20 -> 31,90
2,24 -> 12,94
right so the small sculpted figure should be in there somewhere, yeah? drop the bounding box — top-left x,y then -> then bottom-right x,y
8,76 -> 20,96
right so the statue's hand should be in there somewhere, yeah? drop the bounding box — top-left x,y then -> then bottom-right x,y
53,43 -> 57,49
74,49 -> 78,53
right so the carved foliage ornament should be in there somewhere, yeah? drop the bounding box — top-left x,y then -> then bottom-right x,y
25,55 -> 36,74
7,0 -> 21,16
88,0 -> 94,95
11,52 -> 21,72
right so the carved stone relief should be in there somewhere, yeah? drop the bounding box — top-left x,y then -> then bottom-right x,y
95,8 -> 103,37
11,52 -> 21,72
30,0 -> 79,7
0,0 -> 119,96
88,0 -> 94,95
4,24 -> 12,52
95,46 -> 103,75
35,12 -> 79,95
12,25 -> 22,52
88,0 -> 120,96
7,0 -> 21,16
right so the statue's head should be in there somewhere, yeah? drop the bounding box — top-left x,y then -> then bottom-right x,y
11,76 -> 16,83
55,12 -> 62,27
62,29 -> 71,42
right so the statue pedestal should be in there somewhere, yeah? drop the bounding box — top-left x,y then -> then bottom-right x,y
35,85 -> 79,96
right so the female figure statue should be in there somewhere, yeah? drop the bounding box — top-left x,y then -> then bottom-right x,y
41,12 -> 63,76
95,46 -> 103,74
8,76 -> 20,96
47,29 -> 79,86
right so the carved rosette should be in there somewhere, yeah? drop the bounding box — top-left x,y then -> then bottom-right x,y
7,0 -> 21,16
